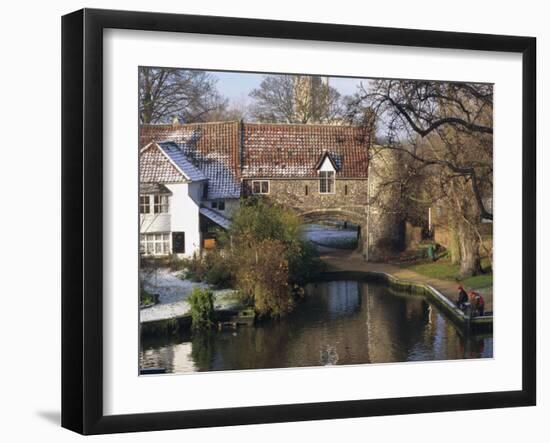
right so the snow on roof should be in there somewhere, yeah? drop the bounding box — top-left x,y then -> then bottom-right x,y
157,141 -> 208,182
140,121 -> 371,196
242,123 -> 369,178
199,207 -> 231,230
141,122 -> 241,199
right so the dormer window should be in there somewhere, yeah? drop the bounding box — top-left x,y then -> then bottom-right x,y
319,171 -> 335,194
317,152 -> 337,194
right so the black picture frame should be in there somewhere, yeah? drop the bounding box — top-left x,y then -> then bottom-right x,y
61,8 -> 536,435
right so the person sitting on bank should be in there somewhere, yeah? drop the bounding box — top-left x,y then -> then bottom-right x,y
456,285 -> 468,310
469,290 -> 485,317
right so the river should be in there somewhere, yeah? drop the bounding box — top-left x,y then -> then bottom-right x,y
140,280 -> 492,374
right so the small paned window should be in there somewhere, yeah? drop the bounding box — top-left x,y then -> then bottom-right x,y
139,195 -> 150,214
153,195 -> 169,213
319,171 -> 335,194
252,180 -> 269,194
139,233 -> 171,255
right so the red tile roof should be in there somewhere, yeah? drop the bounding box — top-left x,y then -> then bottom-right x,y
140,144 -> 186,184
140,122 -> 241,199
241,123 -> 369,178
139,122 -> 370,195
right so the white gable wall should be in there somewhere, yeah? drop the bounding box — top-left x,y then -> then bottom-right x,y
318,156 -> 336,172
165,182 -> 201,257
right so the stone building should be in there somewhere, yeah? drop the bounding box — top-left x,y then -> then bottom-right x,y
139,121 -> 403,260
293,75 -> 330,123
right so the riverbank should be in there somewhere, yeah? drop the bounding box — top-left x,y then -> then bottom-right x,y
141,245 -> 493,334
318,246 -> 493,331
140,269 -> 242,325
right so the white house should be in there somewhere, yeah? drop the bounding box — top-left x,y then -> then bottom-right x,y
139,141 -> 233,257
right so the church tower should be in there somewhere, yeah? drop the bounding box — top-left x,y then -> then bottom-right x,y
293,75 -> 330,123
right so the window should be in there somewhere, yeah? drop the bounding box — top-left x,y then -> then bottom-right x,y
140,194 -> 169,214
140,233 -> 171,255
344,184 -> 348,195
139,195 -> 150,214
211,200 -> 225,210
153,195 -> 169,213
305,185 -> 309,196
252,180 -> 269,194
319,171 -> 335,194
202,183 -> 208,199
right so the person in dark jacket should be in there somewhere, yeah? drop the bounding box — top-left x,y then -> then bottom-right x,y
456,285 -> 468,310
469,290 -> 485,316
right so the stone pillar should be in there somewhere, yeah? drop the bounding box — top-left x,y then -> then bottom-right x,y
365,146 -> 404,261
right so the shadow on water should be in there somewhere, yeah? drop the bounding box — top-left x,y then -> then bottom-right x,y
140,280 -> 493,374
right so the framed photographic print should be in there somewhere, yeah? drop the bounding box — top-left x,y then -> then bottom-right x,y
61,8 -> 536,435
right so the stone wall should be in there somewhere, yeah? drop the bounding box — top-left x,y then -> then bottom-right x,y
243,173 -> 403,261
243,178 -> 369,215
364,146 -> 405,260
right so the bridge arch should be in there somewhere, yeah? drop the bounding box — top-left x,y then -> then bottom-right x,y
296,208 -> 368,254
298,208 -> 368,227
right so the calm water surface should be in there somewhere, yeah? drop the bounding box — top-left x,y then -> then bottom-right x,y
140,281 -> 493,373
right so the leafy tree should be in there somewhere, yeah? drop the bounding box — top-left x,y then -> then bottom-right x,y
218,198 -> 324,317
235,238 -> 294,317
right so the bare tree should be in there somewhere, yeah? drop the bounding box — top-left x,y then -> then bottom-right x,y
350,80 -> 493,277
249,75 -> 344,124
139,68 -> 227,124
349,80 -> 493,220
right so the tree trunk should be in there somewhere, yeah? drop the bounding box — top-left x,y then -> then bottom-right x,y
449,226 -> 461,265
457,219 -> 482,278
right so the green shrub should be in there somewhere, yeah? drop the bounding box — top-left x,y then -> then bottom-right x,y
235,238 -> 294,318
204,251 -> 234,288
188,287 -> 215,331
139,286 -> 155,306
223,199 -> 325,317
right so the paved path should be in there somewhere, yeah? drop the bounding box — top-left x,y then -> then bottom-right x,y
318,246 -> 493,312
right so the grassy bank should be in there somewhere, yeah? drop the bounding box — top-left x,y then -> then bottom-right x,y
403,257 -> 492,290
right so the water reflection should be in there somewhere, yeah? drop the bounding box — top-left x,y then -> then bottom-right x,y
140,281 -> 493,373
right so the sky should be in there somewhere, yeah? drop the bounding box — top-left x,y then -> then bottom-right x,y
210,70 -> 367,105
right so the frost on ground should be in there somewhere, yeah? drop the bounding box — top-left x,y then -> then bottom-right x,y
140,268 -> 239,323
302,224 -> 358,248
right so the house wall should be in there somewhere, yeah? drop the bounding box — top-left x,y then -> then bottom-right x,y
205,198 -> 240,218
165,183 -> 201,257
